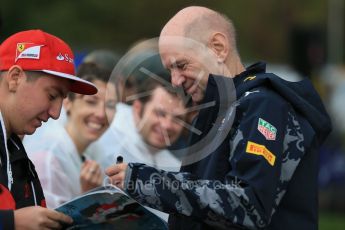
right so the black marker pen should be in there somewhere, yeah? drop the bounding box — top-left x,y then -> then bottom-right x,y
116,155 -> 123,164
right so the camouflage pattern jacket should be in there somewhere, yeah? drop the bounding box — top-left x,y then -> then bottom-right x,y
123,62 -> 332,230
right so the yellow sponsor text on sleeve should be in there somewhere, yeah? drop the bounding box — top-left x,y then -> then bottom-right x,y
246,141 -> 276,166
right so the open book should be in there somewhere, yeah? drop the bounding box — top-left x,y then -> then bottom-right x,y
55,185 -> 168,229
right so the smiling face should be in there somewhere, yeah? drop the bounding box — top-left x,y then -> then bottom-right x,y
3,69 -> 71,135
65,80 -> 116,148
159,37 -> 220,104
133,86 -> 186,149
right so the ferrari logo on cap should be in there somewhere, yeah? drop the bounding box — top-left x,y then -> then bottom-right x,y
15,43 -> 43,62
17,44 -> 25,52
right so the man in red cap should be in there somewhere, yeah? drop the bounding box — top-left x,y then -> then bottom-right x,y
0,30 -> 98,229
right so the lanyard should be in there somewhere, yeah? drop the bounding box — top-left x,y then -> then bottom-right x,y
0,111 -> 13,191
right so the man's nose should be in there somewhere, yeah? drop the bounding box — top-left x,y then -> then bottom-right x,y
160,116 -> 175,131
171,69 -> 184,87
48,100 -> 63,120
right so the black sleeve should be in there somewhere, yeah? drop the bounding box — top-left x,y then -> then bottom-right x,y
0,210 -> 15,230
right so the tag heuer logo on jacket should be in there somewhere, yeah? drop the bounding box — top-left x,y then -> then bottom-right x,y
258,118 -> 277,140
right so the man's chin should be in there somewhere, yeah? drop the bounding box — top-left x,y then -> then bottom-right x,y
23,127 -> 38,135
192,93 -> 204,104
146,140 -> 166,150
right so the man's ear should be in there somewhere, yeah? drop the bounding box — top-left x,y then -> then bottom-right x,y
132,100 -> 143,126
6,65 -> 25,92
208,32 -> 229,63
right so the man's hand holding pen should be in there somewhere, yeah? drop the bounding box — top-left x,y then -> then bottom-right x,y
105,156 -> 127,189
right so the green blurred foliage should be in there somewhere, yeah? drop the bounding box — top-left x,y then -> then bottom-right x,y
320,212 -> 345,230
0,0 -> 330,62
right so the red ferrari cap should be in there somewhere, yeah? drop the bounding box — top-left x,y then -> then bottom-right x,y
0,29 -> 97,95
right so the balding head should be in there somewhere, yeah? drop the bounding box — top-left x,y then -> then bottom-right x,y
159,6 -> 245,104
161,6 -> 237,53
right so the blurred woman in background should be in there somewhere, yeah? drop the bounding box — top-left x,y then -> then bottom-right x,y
24,63 -> 117,208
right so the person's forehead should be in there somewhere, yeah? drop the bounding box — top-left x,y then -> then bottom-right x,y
159,36 -> 204,52
150,87 -> 169,99
90,79 -> 107,95
159,47 -> 190,69
159,37 -> 205,64
147,87 -> 185,109
89,79 -> 117,100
